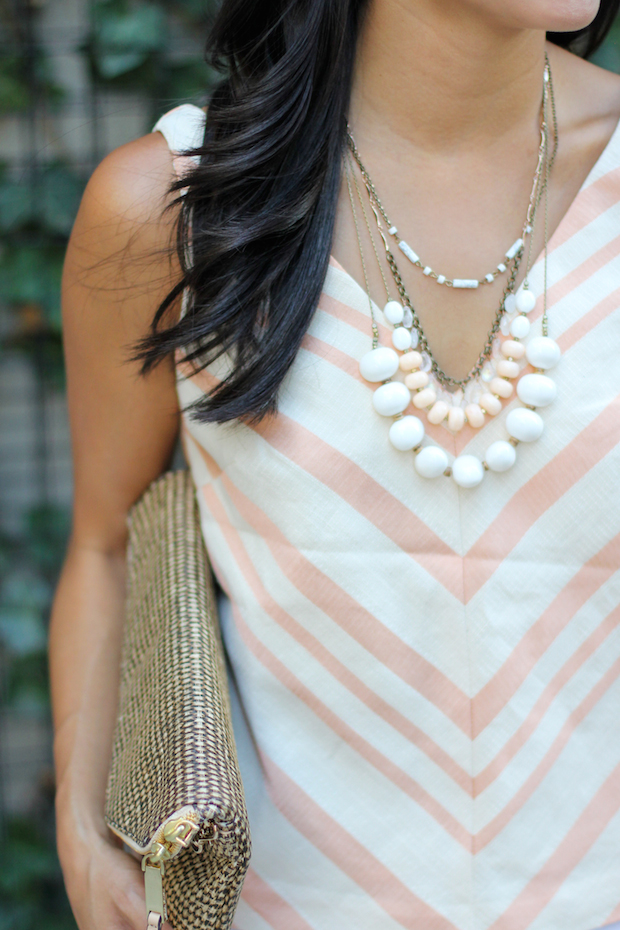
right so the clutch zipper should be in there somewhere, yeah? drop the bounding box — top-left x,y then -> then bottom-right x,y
141,812 -> 200,926
109,807 -> 200,928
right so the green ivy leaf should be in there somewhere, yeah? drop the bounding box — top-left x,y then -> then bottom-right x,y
0,243 -> 65,327
93,3 -> 167,79
163,59 -> 215,103
0,58 -> 30,114
41,167 -> 85,236
166,0 -> 213,23
0,610 -> 47,656
0,181 -> 32,231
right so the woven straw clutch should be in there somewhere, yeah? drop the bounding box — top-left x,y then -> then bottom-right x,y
105,470 -> 251,930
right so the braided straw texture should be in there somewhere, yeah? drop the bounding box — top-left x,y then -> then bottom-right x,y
105,470 -> 251,930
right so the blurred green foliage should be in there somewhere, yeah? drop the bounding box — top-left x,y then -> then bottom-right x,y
0,1 -> 218,925
0,499 -> 76,927
0,815 -> 77,929
88,0 -> 217,99
0,54 -> 63,114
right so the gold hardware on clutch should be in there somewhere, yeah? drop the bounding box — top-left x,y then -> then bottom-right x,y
141,813 -> 200,923
144,863 -> 165,922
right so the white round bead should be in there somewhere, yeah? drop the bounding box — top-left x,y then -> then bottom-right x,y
485,440 -> 516,472
515,288 -> 537,314
372,382 -> 411,417
384,300 -> 405,325
504,294 -> 516,314
452,455 -> 485,488
359,347 -> 399,382
506,407 -> 544,442
509,315 -> 530,339
388,415 -> 425,451
415,446 -> 449,478
392,327 -> 413,351
525,336 -> 561,370
516,373 -> 557,408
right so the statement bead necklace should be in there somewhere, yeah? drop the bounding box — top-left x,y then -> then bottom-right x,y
350,57 -> 562,488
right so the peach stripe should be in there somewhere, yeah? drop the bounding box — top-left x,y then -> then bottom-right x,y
187,424 -> 620,768
253,411 -> 464,597
489,760 -> 620,930
475,605 -> 620,793
191,438 -> 620,812
300,332 -> 362,380
317,288 -> 392,343
261,754 -> 460,930
604,902 -> 620,925
202,469 -> 471,787
300,334 -> 459,455
240,868 -> 315,930
558,286 -> 620,355
181,363 -> 464,599
475,654 -> 620,851
470,532 -> 620,735
464,393 -> 620,605
543,165 -> 620,254
203,484 -> 471,845
546,234 -> 620,312
214,469 -> 471,736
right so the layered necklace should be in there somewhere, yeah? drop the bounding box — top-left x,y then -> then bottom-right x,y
348,56 -> 560,488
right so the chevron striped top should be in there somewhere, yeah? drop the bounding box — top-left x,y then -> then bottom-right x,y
154,105 -> 620,930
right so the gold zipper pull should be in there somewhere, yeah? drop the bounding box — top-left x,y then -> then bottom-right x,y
140,812 -> 200,927
143,861 -> 165,926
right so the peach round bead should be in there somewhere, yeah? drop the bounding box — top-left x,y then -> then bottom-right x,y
496,359 -> 520,379
405,370 -> 429,390
501,339 -> 526,360
448,407 -> 466,432
489,377 -> 514,398
413,387 -> 437,409
399,351 -> 423,371
464,403 -> 485,428
479,392 -> 502,416
427,401 -> 450,425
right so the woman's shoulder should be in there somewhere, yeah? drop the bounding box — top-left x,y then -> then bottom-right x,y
82,131 -> 177,237
81,104 -> 206,233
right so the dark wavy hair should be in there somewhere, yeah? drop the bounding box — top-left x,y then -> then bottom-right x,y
136,0 -> 620,423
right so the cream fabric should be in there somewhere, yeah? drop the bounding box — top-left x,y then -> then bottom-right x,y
153,105 -> 620,930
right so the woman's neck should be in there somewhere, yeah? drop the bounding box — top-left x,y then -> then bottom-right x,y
350,0 -> 547,153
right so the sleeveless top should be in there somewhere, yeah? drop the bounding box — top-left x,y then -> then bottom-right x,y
153,104 -> 620,930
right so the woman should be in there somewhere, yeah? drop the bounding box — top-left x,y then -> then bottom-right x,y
51,0 -> 620,928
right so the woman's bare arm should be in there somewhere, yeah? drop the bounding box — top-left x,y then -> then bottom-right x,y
50,130 -> 182,930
